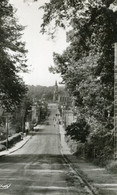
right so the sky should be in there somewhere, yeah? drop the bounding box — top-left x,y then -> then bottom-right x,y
9,0 -> 68,86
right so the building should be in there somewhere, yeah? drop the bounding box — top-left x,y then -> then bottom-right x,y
53,81 -> 58,102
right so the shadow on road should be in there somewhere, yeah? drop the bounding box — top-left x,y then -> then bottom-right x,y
0,154 -> 81,165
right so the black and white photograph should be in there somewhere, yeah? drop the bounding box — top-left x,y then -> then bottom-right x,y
0,0 -> 117,194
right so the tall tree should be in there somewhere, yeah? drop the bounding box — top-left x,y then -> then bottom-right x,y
40,0 -> 117,121
40,0 -> 117,162
0,0 -> 28,111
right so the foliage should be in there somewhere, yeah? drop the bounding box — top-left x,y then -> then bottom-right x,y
40,0 -> 116,164
28,85 -> 54,101
0,0 -> 28,111
0,144 -> 6,151
65,118 -> 90,143
107,161 -> 117,174
75,142 -> 85,157
11,95 -> 33,133
85,125 -> 114,165
28,85 -> 65,101
0,132 -> 22,149
41,0 -> 116,115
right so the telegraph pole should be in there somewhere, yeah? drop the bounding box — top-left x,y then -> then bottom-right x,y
114,42 -> 117,160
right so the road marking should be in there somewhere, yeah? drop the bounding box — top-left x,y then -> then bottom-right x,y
0,184 -> 11,189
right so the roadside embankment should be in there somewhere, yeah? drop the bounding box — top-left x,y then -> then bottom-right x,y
0,134 -> 31,156
59,124 -> 117,195
0,133 -> 22,151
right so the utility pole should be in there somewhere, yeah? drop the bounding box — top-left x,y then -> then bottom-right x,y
114,42 -> 117,160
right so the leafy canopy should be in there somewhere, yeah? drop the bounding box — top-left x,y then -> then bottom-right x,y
41,0 -> 116,123
0,0 -> 28,111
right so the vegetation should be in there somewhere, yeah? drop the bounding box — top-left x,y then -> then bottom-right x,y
28,85 -> 64,101
107,161 -> 117,174
65,118 -> 90,143
0,0 -> 28,111
40,0 -> 117,164
11,95 -> 33,133
28,85 -> 54,101
0,132 -> 22,150
0,0 -> 28,141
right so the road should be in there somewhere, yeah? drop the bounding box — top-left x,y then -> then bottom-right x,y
0,104 -> 90,195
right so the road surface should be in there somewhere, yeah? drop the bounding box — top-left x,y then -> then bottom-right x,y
0,104 -> 90,195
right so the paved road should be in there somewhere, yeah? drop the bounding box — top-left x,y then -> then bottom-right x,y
0,104 -> 89,195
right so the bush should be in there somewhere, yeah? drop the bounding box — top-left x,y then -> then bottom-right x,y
0,133 -> 22,148
85,127 -> 114,166
0,144 -> 6,151
65,118 -> 90,143
107,161 -> 117,174
75,142 -> 86,157
8,133 -> 21,147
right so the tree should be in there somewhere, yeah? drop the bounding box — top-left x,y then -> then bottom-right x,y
11,95 -> 33,133
40,0 -> 116,119
65,117 -> 90,143
40,0 -> 116,162
0,0 -> 28,111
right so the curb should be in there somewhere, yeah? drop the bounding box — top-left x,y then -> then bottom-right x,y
9,136 -> 31,154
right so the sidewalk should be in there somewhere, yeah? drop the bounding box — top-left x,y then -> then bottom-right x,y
0,135 -> 31,157
59,124 -> 117,195
0,123 -> 45,157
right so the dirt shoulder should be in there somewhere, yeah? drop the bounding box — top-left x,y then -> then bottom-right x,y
59,124 -> 117,195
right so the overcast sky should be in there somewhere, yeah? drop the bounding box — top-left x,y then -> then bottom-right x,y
9,0 -> 68,86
